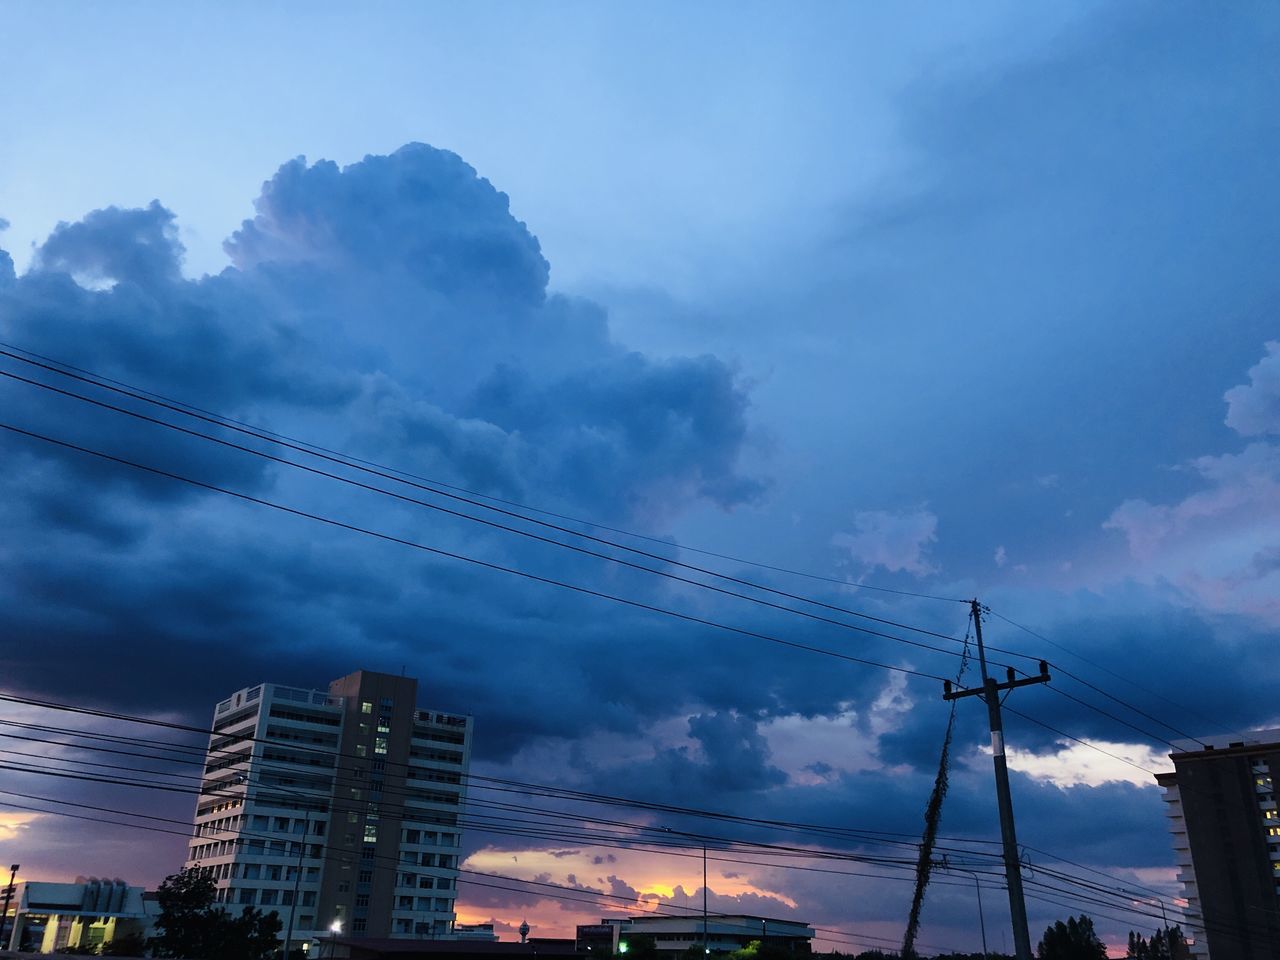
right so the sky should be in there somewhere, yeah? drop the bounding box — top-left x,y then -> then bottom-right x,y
1,1 -> 1279,955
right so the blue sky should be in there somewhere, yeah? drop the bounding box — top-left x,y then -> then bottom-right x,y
2,1 -> 1279,953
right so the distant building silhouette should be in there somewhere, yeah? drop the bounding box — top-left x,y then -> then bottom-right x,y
185,669 -> 473,946
1158,729 -> 1280,960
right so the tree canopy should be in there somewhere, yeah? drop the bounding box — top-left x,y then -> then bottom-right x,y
1036,915 -> 1107,960
147,869 -> 282,960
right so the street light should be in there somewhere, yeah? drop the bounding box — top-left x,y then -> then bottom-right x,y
234,773 -> 325,960
324,920 -> 342,959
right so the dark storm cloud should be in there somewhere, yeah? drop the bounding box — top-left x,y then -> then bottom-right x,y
0,142 -> 776,744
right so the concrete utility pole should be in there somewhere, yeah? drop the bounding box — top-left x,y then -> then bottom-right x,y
0,864 -> 19,951
943,600 -> 1048,960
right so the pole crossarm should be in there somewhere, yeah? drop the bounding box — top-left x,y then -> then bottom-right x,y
943,662 -> 1050,701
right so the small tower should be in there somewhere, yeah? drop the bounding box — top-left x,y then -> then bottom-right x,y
519,920 -> 530,944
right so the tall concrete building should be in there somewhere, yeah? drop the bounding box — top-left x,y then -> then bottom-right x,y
185,670 -> 473,945
1157,729 -> 1280,960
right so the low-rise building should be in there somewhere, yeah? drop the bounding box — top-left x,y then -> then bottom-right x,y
576,915 -> 813,957
2,878 -> 158,954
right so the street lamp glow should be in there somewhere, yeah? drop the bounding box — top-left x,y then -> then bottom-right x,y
329,921 -> 343,934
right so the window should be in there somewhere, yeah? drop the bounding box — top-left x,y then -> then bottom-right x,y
1269,827 -> 1280,836
356,744 -> 367,757
300,916 -> 315,930
380,697 -> 394,708
267,866 -> 282,881
361,845 -> 376,863
358,870 -> 374,883
302,891 -> 317,907
348,812 -> 359,824
239,889 -> 257,904
275,817 -> 290,831
374,737 -> 389,756
399,897 -> 414,910
353,919 -> 367,933
419,876 -> 434,889
244,864 -> 261,880
364,825 -> 378,843
361,701 -> 373,715
378,718 -> 391,733
434,897 -> 451,912
281,891 -> 294,906
260,890 -> 278,905
404,829 -> 420,845
355,895 -> 370,907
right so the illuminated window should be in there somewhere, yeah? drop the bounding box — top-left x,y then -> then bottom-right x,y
1268,827 -> 1280,836
361,702 -> 373,715
364,825 -> 378,843
356,744 -> 367,758
375,737 -> 389,755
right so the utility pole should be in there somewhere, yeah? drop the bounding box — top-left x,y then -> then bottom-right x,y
0,864 -> 19,951
943,600 -> 1048,960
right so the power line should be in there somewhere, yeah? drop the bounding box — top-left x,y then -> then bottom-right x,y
0,419 -> 951,683
986,608 -> 1229,737
0,364 -> 989,667
0,340 -> 969,607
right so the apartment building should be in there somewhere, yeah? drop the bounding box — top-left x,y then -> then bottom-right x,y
185,669 -> 472,945
1157,729 -> 1280,960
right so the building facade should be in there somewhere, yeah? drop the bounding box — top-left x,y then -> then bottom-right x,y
185,669 -> 473,945
1157,730 -> 1280,960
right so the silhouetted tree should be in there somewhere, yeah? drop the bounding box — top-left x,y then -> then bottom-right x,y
1037,915 -> 1107,960
1128,926 -> 1190,960
148,868 -> 282,960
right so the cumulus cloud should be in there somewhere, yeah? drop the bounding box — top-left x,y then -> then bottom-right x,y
1105,342 -> 1280,622
832,507 -> 938,577
1225,341 -> 1280,436
0,142 -> 767,754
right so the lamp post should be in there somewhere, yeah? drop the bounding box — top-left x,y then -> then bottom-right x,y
282,809 -> 311,960
702,843 -> 708,957
0,864 -> 19,951
325,920 -> 342,959
234,773 -> 325,960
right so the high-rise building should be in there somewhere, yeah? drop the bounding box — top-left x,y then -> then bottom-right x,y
185,669 -> 473,945
1157,729 -> 1280,960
